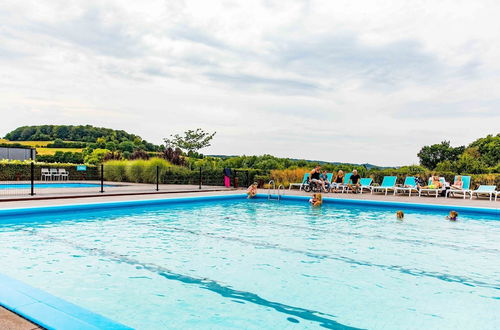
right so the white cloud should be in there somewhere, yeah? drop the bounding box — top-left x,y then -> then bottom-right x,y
0,0 -> 499,166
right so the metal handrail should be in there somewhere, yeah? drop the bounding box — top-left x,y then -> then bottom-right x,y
268,180 -> 276,199
277,184 -> 285,200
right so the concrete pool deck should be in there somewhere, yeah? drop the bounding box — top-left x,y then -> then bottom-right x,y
0,306 -> 41,330
0,187 -> 497,327
0,187 -> 497,209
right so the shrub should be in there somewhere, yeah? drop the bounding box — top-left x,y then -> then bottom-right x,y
270,168 -> 308,188
104,160 -> 127,182
125,159 -> 148,183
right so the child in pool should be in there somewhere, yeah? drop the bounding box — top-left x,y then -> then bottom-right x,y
447,211 -> 458,221
396,210 -> 404,220
309,193 -> 323,207
247,182 -> 258,198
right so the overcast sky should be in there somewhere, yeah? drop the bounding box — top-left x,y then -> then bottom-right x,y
1,1 -> 499,166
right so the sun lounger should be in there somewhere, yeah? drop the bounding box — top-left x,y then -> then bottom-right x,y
445,176 -> 472,199
371,176 -> 397,195
289,173 -> 309,191
358,178 -> 373,194
419,177 -> 446,198
394,176 -> 419,196
338,173 -> 353,193
470,185 -> 497,201
324,173 -> 334,191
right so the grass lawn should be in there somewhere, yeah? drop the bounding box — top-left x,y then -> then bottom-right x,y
0,139 -> 83,155
36,148 -> 83,155
0,139 -> 52,147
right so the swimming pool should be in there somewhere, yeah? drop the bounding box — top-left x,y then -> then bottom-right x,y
0,183 -> 114,189
0,195 -> 498,329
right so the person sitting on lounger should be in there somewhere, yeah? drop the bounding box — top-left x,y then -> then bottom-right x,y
423,176 -> 442,189
413,174 -> 424,190
247,182 -> 258,198
310,165 -> 327,192
332,170 -> 344,192
451,176 -> 464,190
320,170 -> 331,191
347,169 -> 361,193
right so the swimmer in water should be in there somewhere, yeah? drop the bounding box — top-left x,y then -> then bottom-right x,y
396,210 -> 404,220
309,193 -> 323,207
247,182 -> 258,198
447,211 -> 458,221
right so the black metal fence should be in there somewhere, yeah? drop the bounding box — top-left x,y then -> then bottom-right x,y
0,162 -> 260,197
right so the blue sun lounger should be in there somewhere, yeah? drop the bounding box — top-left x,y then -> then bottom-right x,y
418,177 -> 446,198
289,173 -> 309,191
445,176 -> 472,199
339,173 -> 353,193
470,185 -> 497,201
371,176 -> 397,195
358,178 -> 373,194
394,176 -> 419,196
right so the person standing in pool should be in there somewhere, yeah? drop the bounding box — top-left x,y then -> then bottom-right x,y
247,182 -> 258,198
309,193 -> 323,207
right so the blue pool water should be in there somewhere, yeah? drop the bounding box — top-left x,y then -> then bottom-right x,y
0,183 -> 113,189
0,197 -> 498,329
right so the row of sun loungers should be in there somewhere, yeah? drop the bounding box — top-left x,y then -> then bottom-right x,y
41,168 -> 69,181
290,174 -> 499,201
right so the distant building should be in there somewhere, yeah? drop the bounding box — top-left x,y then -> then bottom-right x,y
0,147 -> 36,161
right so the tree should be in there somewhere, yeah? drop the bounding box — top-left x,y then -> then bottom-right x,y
164,129 -> 216,155
417,141 -> 465,170
468,134 -> 500,167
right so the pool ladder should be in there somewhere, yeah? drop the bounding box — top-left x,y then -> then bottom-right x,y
268,180 -> 285,200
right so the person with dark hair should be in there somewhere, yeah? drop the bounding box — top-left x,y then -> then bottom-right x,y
310,165 -> 326,192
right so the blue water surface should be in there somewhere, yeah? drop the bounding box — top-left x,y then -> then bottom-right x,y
0,198 -> 498,329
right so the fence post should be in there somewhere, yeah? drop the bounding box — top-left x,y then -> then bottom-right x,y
199,167 -> 202,190
30,162 -> 35,196
156,166 -> 159,191
100,164 -> 104,193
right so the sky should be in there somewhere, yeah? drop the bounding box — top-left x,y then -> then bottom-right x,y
0,0 -> 499,166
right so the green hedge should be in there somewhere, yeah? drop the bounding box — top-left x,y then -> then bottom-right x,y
0,162 -> 98,181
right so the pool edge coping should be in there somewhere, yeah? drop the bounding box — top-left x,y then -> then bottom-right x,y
0,273 -> 132,330
0,192 -> 497,217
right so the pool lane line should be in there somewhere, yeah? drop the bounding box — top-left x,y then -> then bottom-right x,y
23,229 -> 363,330
150,225 -> 500,291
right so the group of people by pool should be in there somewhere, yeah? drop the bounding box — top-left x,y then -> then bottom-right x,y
246,165 -> 461,220
308,165 -> 466,194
